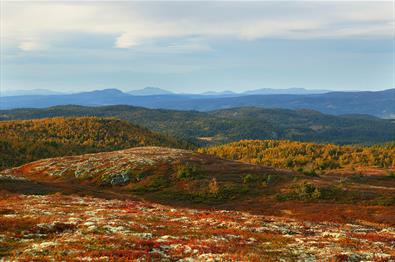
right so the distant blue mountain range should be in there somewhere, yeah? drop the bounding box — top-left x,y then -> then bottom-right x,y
1,87 -> 330,97
0,87 -> 394,118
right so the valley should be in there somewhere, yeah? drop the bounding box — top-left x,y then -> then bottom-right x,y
2,105 -> 395,145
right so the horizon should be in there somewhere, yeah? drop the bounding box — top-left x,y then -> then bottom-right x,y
2,86 -> 395,96
1,2 -> 395,260
1,1 -> 394,93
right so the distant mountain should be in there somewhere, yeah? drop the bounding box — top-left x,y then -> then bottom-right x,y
128,87 -> 174,96
1,89 -> 65,97
1,105 -> 395,145
0,87 -> 329,97
147,89 -> 395,118
242,87 -> 330,95
0,88 -> 394,118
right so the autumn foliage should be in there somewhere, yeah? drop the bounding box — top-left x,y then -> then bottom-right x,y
199,140 -> 395,172
0,117 -> 188,170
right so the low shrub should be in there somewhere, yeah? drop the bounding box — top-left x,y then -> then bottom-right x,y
242,174 -> 259,184
133,175 -> 169,192
386,171 -> 395,178
277,182 -> 344,202
175,163 -> 202,180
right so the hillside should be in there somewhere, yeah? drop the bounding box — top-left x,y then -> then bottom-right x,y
0,117 -> 188,170
1,105 -> 395,145
199,140 -> 395,173
1,147 -> 394,260
1,147 -> 284,204
1,147 -> 394,221
1,88 -> 394,118
1,192 -> 394,261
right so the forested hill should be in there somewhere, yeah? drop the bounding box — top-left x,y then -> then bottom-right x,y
0,117 -> 189,170
1,105 -> 395,145
199,140 -> 395,172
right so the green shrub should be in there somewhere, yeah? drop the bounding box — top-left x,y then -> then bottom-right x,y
277,182 -> 345,202
301,169 -> 319,177
293,182 -> 321,200
372,196 -> 395,206
386,171 -> 395,177
347,173 -> 365,183
134,175 -> 169,192
175,163 -> 201,180
266,174 -> 279,185
242,174 -> 259,184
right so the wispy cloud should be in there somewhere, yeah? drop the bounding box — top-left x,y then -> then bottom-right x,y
18,40 -> 42,51
2,1 -> 393,51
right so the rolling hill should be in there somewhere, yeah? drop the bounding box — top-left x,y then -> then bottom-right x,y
0,117 -> 189,170
2,146 -> 394,216
1,105 -> 395,145
1,146 -> 394,260
1,88 -> 394,117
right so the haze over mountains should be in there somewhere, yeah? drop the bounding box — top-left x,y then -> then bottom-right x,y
1,86 -> 331,97
0,89 -> 65,97
1,88 -> 394,118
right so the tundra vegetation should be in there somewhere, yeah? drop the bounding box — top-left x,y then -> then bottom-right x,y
0,119 -> 394,260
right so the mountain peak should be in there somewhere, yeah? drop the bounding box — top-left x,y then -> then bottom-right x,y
128,87 -> 173,96
94,88 -> 124,94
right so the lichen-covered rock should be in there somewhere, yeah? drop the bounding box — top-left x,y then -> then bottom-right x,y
101,170 -> 131,186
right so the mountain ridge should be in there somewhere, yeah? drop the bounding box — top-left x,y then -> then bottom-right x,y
1,88 -> 394,117
128,87 -> 174,96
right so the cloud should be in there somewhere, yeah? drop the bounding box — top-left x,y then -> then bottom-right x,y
1,2 -> 393,52
115,33 -> 141,49
18,40 -> 42,51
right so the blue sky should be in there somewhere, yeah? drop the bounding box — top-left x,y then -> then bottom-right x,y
1,1 -> 394,93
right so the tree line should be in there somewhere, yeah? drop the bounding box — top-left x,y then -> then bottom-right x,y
0,117 -> 189,170
198,140 -> 395,172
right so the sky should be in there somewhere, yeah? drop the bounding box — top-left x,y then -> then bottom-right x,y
1,1 -> 394,93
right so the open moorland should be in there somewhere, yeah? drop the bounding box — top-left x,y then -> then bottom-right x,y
1,146 -> 394,260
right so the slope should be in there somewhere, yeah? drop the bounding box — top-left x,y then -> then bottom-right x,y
0,117 -> 189,170
1,147 -> 394,224
199,140 -> 395,173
